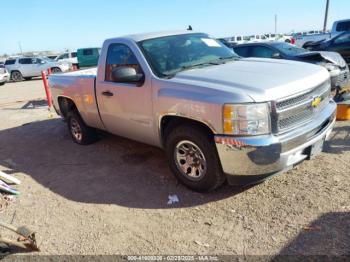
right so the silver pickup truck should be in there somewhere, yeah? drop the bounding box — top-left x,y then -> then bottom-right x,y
49,31 -> 336,192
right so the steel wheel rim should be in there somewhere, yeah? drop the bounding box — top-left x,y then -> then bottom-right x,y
174,140 -> 207,181
70,119 -> 82,141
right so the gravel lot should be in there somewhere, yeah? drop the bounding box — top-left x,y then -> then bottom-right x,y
0,79 -> 349,257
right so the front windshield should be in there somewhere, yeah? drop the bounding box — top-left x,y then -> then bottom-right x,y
139,33 -> 239,77
274,43 -> 308,56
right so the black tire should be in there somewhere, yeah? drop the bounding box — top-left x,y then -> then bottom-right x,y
0,82 -> 5,86
51,67 -> 61,74
11,71 -> 23,82
67,110 -> 98,145
165,125 -> 225,192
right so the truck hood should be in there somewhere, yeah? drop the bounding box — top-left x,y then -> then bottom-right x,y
171,58 -> 329,102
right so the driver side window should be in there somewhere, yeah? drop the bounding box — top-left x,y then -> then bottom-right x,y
105,44 -> 141,82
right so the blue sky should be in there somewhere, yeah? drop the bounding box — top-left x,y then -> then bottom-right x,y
1,0 -> 349,54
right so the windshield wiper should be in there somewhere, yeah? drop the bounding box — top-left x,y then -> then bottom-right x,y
163,61 -> 221,78
215,55 -> 239,63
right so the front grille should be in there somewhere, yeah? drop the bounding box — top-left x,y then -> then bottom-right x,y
273,81 -> 331,133
278,107 -> 314,130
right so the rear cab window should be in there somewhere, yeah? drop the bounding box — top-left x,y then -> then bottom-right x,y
336,21 -> 350,32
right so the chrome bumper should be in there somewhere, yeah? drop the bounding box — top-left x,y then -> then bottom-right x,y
215,100 -> 336,184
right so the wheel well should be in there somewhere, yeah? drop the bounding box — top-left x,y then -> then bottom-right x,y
58,97 -> 77,118
160,116 -> 214,146
10,70 -> 20,74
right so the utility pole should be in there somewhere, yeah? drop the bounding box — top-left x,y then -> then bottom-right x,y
275,14 -> 277,34
18,41 -> 23,55
323,0 -> 330,32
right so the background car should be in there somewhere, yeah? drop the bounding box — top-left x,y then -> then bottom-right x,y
233,42 -> 349,90
0,64 -> 9,85
55,51 -> 78,68
293,19 -> 350,47
303,31 -> 350,65
217,38 -> 236,48
4,57 -> 70,82
77,48 -> 100,68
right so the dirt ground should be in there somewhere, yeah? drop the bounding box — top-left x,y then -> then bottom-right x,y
0,79 -> 349,257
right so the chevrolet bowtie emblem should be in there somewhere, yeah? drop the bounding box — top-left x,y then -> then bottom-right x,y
311,97 -> 322,108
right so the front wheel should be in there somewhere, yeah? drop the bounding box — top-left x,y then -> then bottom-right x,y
11,71 -> 23,82
67,111 -> 98,145
165,125 -> 225,192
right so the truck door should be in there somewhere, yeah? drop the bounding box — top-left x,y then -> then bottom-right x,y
95,43 -> 156,145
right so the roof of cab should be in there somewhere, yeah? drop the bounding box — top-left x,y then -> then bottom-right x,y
105,30 -> 205,43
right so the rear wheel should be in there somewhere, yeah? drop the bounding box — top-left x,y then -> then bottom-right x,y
67,110 -> 98,145
11,71 -> 23,82
0,82 -> 5,86
165,125 -> 225,192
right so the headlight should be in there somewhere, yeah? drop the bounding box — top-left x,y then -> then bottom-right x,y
223,103 -> 270,135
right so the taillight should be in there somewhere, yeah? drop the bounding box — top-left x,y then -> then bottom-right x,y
291,38 -> 296,45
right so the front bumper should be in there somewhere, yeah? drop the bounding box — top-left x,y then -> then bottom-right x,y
215,100 -> 336,184
0,73 -> 9,83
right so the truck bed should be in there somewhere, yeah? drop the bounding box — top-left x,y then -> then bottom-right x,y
48,67 -> 104,129
55,67 -> 97,77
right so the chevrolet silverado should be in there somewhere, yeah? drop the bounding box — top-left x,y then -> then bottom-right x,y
49,31 -> 336,192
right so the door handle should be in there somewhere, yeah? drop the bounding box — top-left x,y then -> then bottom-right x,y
102,91 -> 114,97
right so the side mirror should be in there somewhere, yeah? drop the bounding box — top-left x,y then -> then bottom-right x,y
112,67 -> 144,84
272,52 -> 282,59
